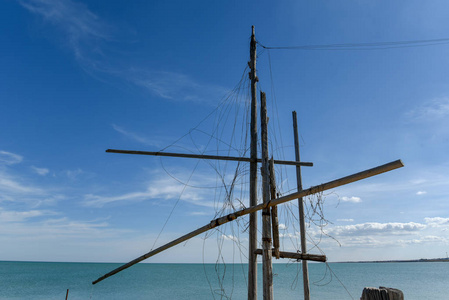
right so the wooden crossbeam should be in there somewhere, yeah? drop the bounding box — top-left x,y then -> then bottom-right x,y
106,149 -> 313,167
254,249 -> 326,262
92,159 -> 403,285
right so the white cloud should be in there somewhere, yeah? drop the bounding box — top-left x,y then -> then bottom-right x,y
31,166 -> 49,176
340,196 -> 361,203
416,190 -> 427,195
190,211 -> 209,216
424,217 -> 449,227
222,234 -> 239,242
278,223 -> 287,230
0,151 -> 23,165
324,221 -> 426,237
337,219 -> 354,222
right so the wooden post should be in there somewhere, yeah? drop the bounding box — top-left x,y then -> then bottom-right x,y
269,158 -> 280,259
360,287 -> 404,300
248,25 -> 258,300
260,91 -> 273,300
92,159 -> 404,285
65,289 -> 69,300
293,111 -> 310,300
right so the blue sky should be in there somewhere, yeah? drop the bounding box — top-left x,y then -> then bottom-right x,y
1,0 -> 449,265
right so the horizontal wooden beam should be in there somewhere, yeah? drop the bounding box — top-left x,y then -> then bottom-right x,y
254,249 -> 326,262
92,159 -> 403,285
106,149 -> 313,167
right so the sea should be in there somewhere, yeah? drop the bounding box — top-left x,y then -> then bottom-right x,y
0,261 -> 447,299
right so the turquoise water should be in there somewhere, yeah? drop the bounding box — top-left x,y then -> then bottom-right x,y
1,261 -> 447,299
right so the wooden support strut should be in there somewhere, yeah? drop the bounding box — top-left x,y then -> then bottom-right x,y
92,159 -> 404,285
105,149 -> 313,167
260,91 -> 273,300
269,158 -> 280,259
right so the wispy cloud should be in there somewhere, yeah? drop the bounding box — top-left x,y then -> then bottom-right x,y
0,207 -> 56,223
19,0 -> 111,70
83,176 -> 216,208
0,209 -> 123,239
130,70 -> 228,103
0,172 -> 44,198
31,166 -> 49,176
406,97 -> 449,122
190,211 -> 209,216
0,151 -> 23,165
337,218 -> 354,222
64,168 -> 83,180
19,0 -> 228,103
0,153 -> 66,207
112,124 -> 157,147
416,190 -> 427,195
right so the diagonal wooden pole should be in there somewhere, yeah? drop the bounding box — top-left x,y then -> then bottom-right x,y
92,159 -> 403,285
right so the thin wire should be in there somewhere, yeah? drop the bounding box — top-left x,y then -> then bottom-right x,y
257,37 -> 449,50
325,263 -> 355,300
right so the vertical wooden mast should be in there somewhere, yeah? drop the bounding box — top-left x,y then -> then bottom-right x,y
293,111 -> 310,300
261,92 -> 273,300
248,25 -> 258,300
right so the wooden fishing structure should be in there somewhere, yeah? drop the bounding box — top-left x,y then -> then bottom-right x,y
92,26 -> 404,300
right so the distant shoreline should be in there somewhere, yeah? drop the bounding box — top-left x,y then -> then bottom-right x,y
338,257 -> 449,263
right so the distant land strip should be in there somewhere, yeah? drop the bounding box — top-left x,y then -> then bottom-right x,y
338,257 -> 449,263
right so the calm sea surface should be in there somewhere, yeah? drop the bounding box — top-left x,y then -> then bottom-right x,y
0,261 -> 447,299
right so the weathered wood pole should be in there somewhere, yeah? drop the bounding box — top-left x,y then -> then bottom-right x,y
269,158 -> 280,259
254,249 -> 326,262
260,91 -> 273,300
248,25 -> 258,300
293,111 -> 310,300
92,159 -> 404,285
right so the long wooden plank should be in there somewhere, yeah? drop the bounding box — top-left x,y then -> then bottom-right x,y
105,149 -> 313,167
254,249 -> 326,262
92,159 -> 403,285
